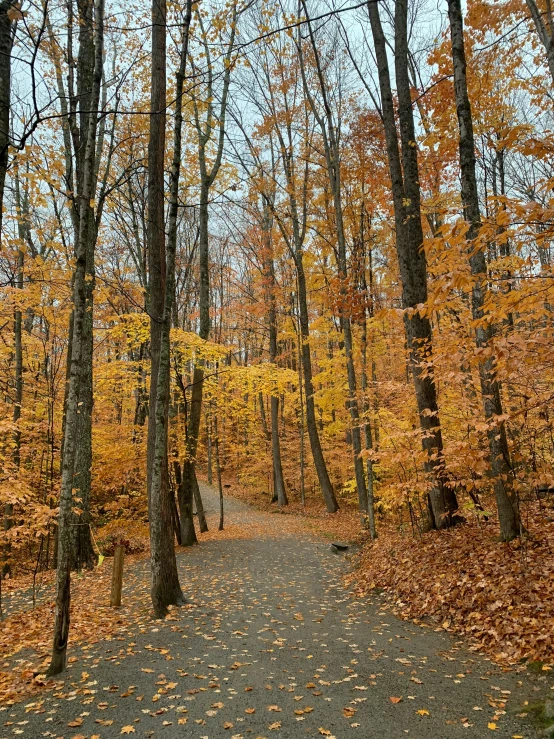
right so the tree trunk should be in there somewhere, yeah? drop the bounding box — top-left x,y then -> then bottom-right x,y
178,460 -> 198,546
193,469 -> 208,533
299,0 -> 367,517
368,0 -> 459,529
0,0 -> 14,236
2,176 -> 24,578
447,0 -> 521,541
525,0 -> 554,84
47,0 -> 105,677
263,200 -> 288,507
206,418 -> 213,485
72,243 -> 96,571
214,417 -> 224,530
146,0 -> 191,615
297,263 -> 338,512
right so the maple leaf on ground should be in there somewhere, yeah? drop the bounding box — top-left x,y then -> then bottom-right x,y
389,696 -> 403,703
268,721 -> 282,730
121,727 -> 136,735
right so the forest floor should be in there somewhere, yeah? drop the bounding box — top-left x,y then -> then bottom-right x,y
0,484 -> 551,739
227,480 -> 554,668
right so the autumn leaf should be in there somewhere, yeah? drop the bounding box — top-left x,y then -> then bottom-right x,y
389,696 -> 403,704
120,727 -> 136,735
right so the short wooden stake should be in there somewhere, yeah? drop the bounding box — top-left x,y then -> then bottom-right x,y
110,544 -> 124,607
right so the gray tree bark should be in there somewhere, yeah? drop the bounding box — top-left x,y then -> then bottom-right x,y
525,0 -> 554,84
273,109 -> 338,513
146,0 -> 192,616
47,0 -> 105,677
368,0 -> 459,529
178,6 -> 237,542
262,200 -> 288,507
0,0 -> 14,236
447,0 -> 522,541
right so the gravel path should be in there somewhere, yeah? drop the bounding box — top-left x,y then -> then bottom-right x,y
0,483 -> 541,739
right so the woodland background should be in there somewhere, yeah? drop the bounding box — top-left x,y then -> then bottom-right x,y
0,0 -> 553,676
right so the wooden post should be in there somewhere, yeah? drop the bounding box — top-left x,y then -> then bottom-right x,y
110,544 -> 124,607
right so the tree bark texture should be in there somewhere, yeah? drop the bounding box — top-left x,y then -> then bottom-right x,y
262,200 -> 288,507
0,0 -> 14,236
368,0 -> 459,528
447,0 -> 521,541
146,0 -> 191,616
48,0 -> 105,677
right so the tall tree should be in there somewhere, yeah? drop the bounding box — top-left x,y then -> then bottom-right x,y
0,0 -> 15,236
146,0 -> 192,616
177,2 -> 238,544
368,0 -> 459,528
446,0 -> 522,541
262,195 -> 288,508
245,34 -> 339,512
298,1 -> 369,519
47,0 -> 105,677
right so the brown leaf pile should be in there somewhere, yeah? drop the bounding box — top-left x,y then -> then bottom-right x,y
0,551 -> 150,705
348,504 -> 554,666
